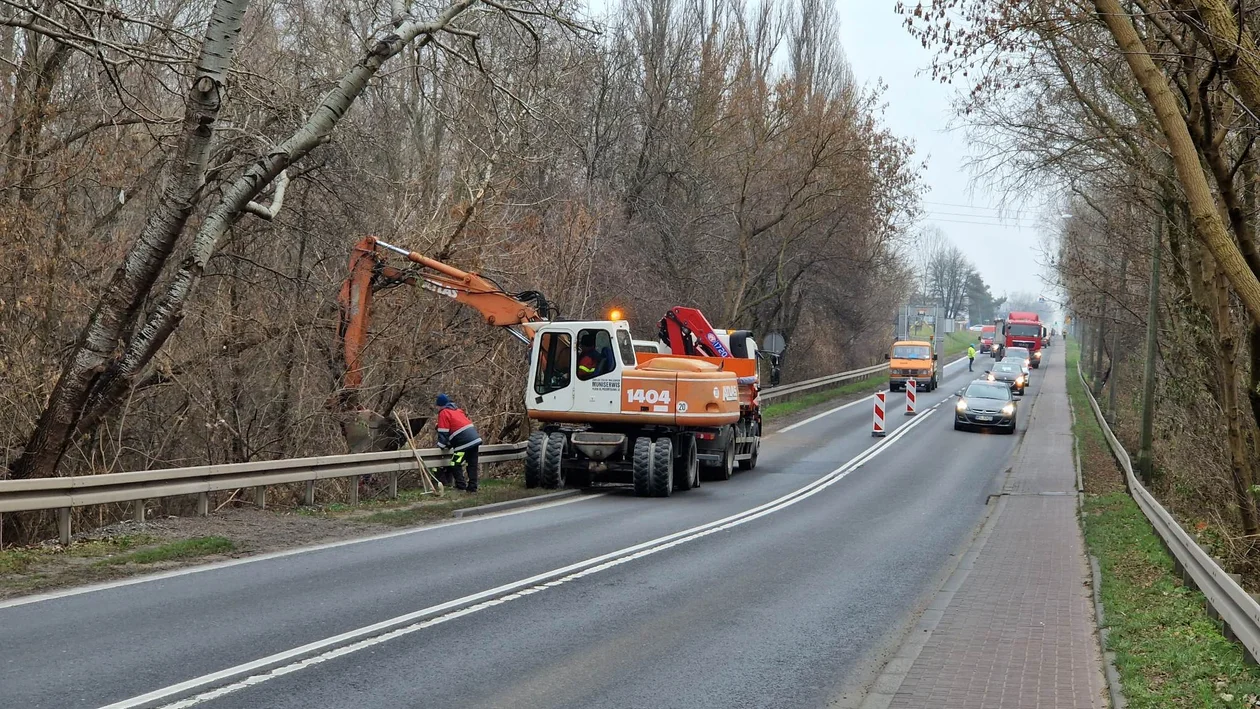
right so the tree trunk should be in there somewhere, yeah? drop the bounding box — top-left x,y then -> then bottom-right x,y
8,0 -> 251,481
1093,0 -> 1260,325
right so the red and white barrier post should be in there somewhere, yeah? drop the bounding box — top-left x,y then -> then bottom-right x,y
905,378 -> 917,416
872,391 -> 886,437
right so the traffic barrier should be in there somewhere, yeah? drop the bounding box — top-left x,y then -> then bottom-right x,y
872,391 -> 886,437
905,379 -> 917,416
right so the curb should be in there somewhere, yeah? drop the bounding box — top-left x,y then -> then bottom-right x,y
451,490 -> 581,518
1090,556 -> 1129,709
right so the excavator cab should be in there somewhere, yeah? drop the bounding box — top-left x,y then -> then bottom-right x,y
529,320 -> 636,417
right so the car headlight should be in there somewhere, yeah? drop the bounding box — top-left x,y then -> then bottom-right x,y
1034,351 -> 1042,359
1016,376 -> 1024,385
1002,403 -> 1015,416
987,374 -> 995,381
956,399 -> 968,411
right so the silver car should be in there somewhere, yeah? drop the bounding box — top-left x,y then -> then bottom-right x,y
1003,347 -> 1032,376
986,361 -> 1026,395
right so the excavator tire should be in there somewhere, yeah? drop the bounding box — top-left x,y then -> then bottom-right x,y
650,437 -> 674,497
632,437 -> 653,497
524,431 -> 546,488
674,434 -> 697,491
541,432 -> 566,489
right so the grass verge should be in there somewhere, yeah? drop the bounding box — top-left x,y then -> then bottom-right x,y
1066,338 -> 1260,707
98,536 -> 235,565
0,534 -> 158,574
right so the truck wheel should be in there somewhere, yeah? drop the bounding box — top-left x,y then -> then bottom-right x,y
524,431 -> 546,488
715,437 -> 735,481
650,437 -> 673,497
541,432 -> 566,489
632,437 -> 653,497
674,434 -> 698,491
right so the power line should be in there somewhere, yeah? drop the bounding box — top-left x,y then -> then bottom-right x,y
924,209 -> 1043,222
923,216 -> 1043,228
922,200 -> 1037,216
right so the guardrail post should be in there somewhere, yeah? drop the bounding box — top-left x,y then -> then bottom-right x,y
389,472 -> 399,500
254,486 -> 267,509
134,500 -> 145,523
197,492 -> 209,516
57,508 -> 71,545
304,480 -> 315,506
348,476 -> 359,506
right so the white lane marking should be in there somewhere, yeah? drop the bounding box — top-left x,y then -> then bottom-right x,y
0,494 -> 602,611
103,409 -> 939,709
778,356 -> 968,434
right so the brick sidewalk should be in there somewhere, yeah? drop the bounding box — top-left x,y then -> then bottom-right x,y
874,348 -> 1107,709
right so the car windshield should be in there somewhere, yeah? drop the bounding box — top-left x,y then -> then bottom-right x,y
965,383 -> 1012,400
993,363 -> 1020,373
1002,357 -> 1026,367
892,345 -> 930,359
1006,349 -> 1029,359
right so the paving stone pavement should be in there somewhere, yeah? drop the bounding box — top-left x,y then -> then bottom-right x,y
886,347 -> 1107,709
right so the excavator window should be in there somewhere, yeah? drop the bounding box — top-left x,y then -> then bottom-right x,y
577,329 -> 616,381
534,332 -> 572,395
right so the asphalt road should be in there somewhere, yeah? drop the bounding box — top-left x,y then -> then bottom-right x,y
0,352 -> 1041,709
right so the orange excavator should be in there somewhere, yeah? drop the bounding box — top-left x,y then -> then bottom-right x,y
335,236 -> 765,496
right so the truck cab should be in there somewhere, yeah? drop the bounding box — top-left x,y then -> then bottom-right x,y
979,325 -> 995,353
886,339 -> 938,391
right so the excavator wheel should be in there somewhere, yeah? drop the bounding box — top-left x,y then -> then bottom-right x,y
632,437 -> 653,497
650,437 -> 674,497
673,434 -> 698,491
541,432 -> 566,489
524,431 -> 547,488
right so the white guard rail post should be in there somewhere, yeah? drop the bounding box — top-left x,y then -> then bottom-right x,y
1077,360 -> 1260,663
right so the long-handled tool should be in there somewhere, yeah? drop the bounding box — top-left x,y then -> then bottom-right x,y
394,411 -> 444,497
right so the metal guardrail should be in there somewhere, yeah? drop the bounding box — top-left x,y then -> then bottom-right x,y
0,360 -> 895,546
0,443 -> 526,545
759,363 -> 889,401
1076,360 -> 1260,663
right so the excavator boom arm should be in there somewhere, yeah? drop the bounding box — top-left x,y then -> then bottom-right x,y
336,236 -> 549,408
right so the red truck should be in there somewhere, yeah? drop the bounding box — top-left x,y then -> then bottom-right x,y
1004,311 -> 1047,368
979,325 -> 996,353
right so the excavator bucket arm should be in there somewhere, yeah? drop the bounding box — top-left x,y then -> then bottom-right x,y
334,235 -> 552,425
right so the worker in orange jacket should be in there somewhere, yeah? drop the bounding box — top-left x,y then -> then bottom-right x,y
436,394 -> 483,493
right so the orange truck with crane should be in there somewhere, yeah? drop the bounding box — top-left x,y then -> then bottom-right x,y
336,237 -> 770,496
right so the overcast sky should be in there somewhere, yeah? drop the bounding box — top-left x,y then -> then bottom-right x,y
836,3 -> 1058,306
